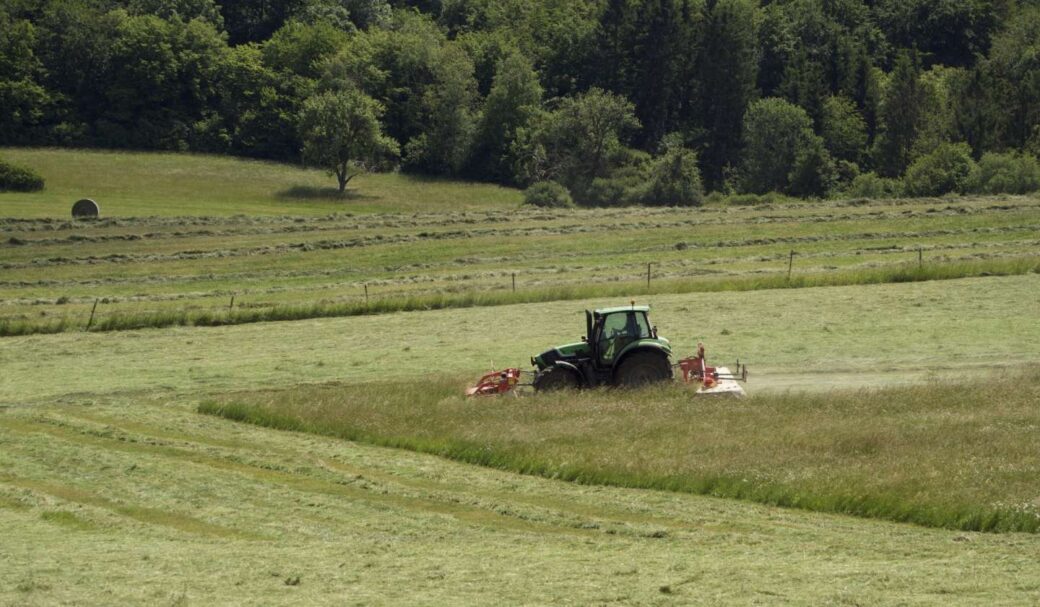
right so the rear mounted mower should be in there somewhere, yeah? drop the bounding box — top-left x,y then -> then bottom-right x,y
465,304 -> 747,397
676,342 -> 748,396
465,367 -> 529,396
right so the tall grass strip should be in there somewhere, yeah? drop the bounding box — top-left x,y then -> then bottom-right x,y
200,368 -> 1040,533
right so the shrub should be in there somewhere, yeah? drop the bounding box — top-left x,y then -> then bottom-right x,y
0,159 -> 44,192
522,181 -> 573,208
971,152 -> 1040,194
573,150 -> 652,207
703,191 -> 728,205
641,139 -> 704,206
582,177 -> 629,207
844,172 -> 904,199
903,142 -> 977,197
787,138 -> 838,198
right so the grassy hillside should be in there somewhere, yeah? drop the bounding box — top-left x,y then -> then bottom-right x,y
0,148 -> 522,217
2,148 -> 1038,335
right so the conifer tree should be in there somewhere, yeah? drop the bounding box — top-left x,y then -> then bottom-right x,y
694,0 -> 758,189
874,51 -> 925,177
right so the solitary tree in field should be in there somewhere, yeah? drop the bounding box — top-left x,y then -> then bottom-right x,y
298,88 -> 399,193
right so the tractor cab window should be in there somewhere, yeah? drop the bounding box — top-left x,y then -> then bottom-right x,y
631,312 -> 652,338
597,312 -> 651,363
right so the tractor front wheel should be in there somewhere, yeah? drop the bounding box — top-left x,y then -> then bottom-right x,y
615,352 -> 672,388
533,366 -> 580,392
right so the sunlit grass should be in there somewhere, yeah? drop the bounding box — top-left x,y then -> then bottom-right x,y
0,148 -> 522,217
202,366 -> 1040,532
3,256 -> 1037,336
4,274 -> 1037,404
6,397 -> 1040,604
3,148 -> 1039,337
2,147 -> 1040,601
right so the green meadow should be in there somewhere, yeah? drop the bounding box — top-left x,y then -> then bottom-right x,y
3,150 -> 1039,336
5,392 -> 1039,605
3,276 -> 1040,603
3,150 -> 1040,603
205,368 -> 1040,533
0,148 -> 522,217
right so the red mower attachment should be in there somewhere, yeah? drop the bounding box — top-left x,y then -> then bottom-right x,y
466,368 -> 528,396
677,342 -> 748,394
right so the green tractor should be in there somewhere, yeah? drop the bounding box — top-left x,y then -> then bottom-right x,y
531,305 -> 673,391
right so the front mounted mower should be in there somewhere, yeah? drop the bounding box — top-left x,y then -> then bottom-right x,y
466,304 -> 747,396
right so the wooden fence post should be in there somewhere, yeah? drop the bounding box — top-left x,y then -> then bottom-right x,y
86,298 -> 99,330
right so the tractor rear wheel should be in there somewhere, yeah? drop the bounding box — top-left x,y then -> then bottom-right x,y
533,366 -> 580,392
615,351 -> 672,388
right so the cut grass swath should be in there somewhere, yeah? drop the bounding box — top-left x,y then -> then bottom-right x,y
3,256 -> 1038,337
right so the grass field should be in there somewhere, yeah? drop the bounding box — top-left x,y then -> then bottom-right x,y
5,394 -> 1040,605
4,275 -> 1038,403
3,277 -> 1040,602
4,275 -> 1040,532
4,149 -> 1040,603
3,150 -> 1040,335
0,148 -> 521,217
203,368 -> 1040,532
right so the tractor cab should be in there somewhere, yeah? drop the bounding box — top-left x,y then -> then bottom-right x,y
531,305 -> 673,390
587,306 -> 658,365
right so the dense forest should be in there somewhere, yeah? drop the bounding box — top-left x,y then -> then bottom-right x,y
3,0 -> 1040,203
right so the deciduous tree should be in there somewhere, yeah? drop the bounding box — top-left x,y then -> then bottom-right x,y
403,43 -> 479,175
821,95 -> 867,164
513,88 -> 639,198
740,97 -> 833,195
467,50 -> 542,183
298,88 -> 399,192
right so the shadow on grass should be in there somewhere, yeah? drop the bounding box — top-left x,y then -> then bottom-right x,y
276,185 -> 378,201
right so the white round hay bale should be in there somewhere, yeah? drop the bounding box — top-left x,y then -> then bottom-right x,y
72,199 -> 100,219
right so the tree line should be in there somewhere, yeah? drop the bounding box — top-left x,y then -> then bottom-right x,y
2,0 -> 1040,204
